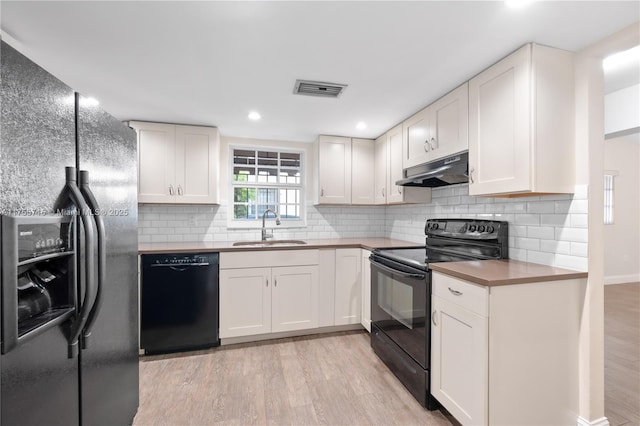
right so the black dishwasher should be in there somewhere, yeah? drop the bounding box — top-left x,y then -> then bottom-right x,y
141,252 -> 219,354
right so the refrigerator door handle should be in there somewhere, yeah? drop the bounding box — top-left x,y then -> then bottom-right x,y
79,170 -> 105,349
54,166 -> 97,358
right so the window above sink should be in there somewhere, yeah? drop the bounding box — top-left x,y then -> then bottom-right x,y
228,146 -> 306,229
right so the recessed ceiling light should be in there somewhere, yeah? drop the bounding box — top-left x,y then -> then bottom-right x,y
248,111 -> 261,120
505,0 -> 534,8
603,45 -> 640,71
356,122 -> 367,130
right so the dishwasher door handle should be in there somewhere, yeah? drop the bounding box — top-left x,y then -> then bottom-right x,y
149,262 -> 211,270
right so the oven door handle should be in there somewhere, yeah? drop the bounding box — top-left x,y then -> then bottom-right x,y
370,258 -> 426,280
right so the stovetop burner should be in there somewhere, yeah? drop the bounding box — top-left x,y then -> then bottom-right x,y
373,218 -> 509,270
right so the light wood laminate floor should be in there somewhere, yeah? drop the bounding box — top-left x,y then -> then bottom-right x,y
134,331 -> 450,426
605,282 -> 640,426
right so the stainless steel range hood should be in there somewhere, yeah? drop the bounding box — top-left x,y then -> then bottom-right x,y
396,152 -> 469,187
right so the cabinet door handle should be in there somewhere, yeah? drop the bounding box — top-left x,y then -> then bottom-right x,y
448,287 -> 463,296
169,185 -> 174,195
266,278 -> 269,287
424,141 -> 430,152
469,168 -> 475,184
431,137 -> 437,150
177,185 -> 183,196
274,278 -> 277,287
432,310 -> 437,326
320,188 -> 324,197
397,186 -> 402,195
381,188 -> 385,197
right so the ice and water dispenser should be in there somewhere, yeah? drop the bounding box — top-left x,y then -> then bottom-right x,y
1,215 -> 76,353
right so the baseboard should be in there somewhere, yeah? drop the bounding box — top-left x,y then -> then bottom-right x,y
577,416 -> 610,426
604,273 -> 640,285
220,324 -> 364,345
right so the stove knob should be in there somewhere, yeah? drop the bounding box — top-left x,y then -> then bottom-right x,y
487,225 -> 495,233
469,225 -> 476,232
478,225 -> 485,233
432,223 -> 439,230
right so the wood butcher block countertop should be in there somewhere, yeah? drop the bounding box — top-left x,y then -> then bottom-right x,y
430,259 -> 588,287
138,238 -> 422,254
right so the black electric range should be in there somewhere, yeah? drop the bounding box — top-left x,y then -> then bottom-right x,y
369,218 -> 508,409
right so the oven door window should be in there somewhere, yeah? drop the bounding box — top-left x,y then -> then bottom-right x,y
370,258 -> 428,368
379,274 -> 418,329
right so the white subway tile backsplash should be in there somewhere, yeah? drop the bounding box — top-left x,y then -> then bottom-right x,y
526,201 -> 556,214
515,237 -> 540,251
540,214 -> 570,226
555,227 -> 588,243
150,235 -> 168,243
508,248 -> 527,261
528,251 -> 555,266
527,226 -> 555,240
504,203 -> 527,213
511,225 -> 528,237
571,242 -> 589,257
570,214 -> 588,228
514,214 -> 540,226
139,184 -> 589,270
555,201 -> 571,214
540,240 -> 571,255
569,200 -> 588,214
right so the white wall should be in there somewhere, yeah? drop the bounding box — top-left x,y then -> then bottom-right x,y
605,84 -> 640,136
604,133 -> 640,284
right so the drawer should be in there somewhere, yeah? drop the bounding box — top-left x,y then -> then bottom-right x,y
432,272 -> 488,317
221,249 -> 319,269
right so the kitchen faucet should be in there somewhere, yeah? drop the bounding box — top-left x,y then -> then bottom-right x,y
261,209 -> 281,240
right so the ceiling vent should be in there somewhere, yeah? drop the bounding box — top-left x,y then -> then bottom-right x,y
293,79 -> 347,98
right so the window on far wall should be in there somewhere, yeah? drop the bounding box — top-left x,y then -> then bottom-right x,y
229,147 -> 304,228
604,173 -> 616,225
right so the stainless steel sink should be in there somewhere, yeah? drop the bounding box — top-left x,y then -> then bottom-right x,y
232,239 -> 307,247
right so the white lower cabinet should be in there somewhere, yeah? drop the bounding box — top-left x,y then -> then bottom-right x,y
219,251 -> 319,339
271,266 -> 319,333
431,292 -> 488,425
334,249 -> 362,325
219,268 -> 272,338
431,271 -> 584,426
220,248 -> 366,341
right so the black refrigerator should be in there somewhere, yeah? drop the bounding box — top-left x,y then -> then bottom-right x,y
0,41 -> 139,425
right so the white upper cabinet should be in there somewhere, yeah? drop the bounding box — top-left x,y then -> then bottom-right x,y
402,82 -> 469,170
351,138 -> 375,205
374,134 -> 388,205
468,43 -> 575,196
175,125 -> 220,204
316,135 -> 375,205
387,125 -> 431,205
428,83 -> 469,160
402,107 -> 431,169
135,121 -> 176,204
131,121 -> 219,204
317,135 -> 352,204
388,124 -> 407,204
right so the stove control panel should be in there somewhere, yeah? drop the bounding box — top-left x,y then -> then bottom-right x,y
425,219 -> 507,239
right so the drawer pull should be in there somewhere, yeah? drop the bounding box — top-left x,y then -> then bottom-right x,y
448,287 -> 463,296
432,310 -> 437,326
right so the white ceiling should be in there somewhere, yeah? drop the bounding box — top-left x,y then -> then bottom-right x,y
2,1 -> 639,143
